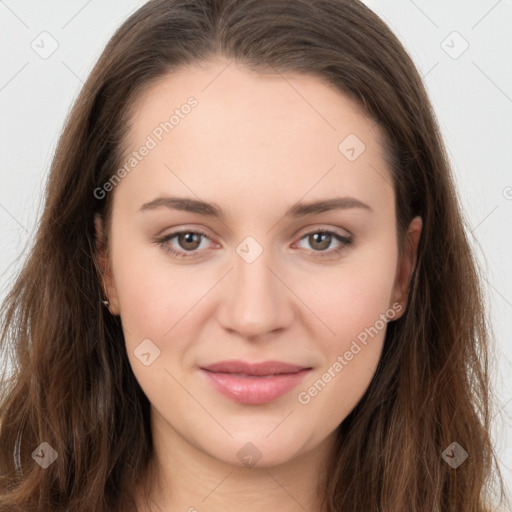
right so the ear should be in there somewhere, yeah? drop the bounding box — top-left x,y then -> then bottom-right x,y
94,214 -> 120,315
389,216 -> 422,319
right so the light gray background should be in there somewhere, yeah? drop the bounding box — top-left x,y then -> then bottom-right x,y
1,0 -> 511,497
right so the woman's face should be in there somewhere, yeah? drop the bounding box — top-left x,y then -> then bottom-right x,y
99,56 -> 421,468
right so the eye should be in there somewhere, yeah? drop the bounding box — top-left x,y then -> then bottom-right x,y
294,229 -> 352,258
156,229 -> 214,258
155,227 -> 352,260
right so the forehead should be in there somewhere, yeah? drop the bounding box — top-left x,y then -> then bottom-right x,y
116,57 -> 393,219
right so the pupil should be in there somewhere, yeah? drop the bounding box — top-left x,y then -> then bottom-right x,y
311,233 -> 330,250
180,232 -> 200,250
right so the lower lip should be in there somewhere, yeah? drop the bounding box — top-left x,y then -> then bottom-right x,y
201,368 -> 311,405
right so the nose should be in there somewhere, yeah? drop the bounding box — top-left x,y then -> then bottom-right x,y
216,248 -> 295,341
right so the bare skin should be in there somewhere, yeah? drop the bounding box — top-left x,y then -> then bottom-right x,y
96,56 -> 422,512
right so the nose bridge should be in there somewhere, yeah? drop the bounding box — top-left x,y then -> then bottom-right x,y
218,238 -> 294,338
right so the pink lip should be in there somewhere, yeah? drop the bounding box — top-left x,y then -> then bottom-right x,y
200,360 -> 311,405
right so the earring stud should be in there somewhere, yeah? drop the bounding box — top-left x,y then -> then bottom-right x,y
101,295 -> 114,314
100,274 -> 113,313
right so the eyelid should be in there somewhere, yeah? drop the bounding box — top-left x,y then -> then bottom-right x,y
156,227 -> 217,254
290,227 -> 353,259
293,224 -> 352,241
156,224 -> 353,258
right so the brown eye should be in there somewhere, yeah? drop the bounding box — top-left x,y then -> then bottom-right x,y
177,232 -> 202,251
307,232 -> 332,251
157,229 -> 213,259
295,229 -> 352,258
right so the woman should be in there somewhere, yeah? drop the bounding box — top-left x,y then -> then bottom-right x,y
0,0 -> 508,510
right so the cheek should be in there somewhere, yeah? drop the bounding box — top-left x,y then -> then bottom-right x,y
291,237 -> 398,420
110,241 -> 207,397
295,238 -> 399,347
112,223 -> 399,344
108,228 -> 206,349
294,270 -> 395,431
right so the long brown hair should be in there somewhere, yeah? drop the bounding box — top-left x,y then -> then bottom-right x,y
0,1 -> 508,510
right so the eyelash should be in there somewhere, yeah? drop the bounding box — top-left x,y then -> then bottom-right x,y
155,228 -> 352,260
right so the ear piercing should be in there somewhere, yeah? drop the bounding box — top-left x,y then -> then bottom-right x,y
100,276 -> 113,314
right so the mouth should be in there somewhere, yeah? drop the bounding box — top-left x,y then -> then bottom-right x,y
200,360 -> 312,405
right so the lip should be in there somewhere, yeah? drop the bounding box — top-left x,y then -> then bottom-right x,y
200,360 -> 311,405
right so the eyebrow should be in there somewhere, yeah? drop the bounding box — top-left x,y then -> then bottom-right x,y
139,196 -> 372,219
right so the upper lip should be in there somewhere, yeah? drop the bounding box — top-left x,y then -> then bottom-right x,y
201,360 -> 310,376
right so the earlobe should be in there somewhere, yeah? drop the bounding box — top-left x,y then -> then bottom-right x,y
94,214 -> 120,315
391,216 -> 422,316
